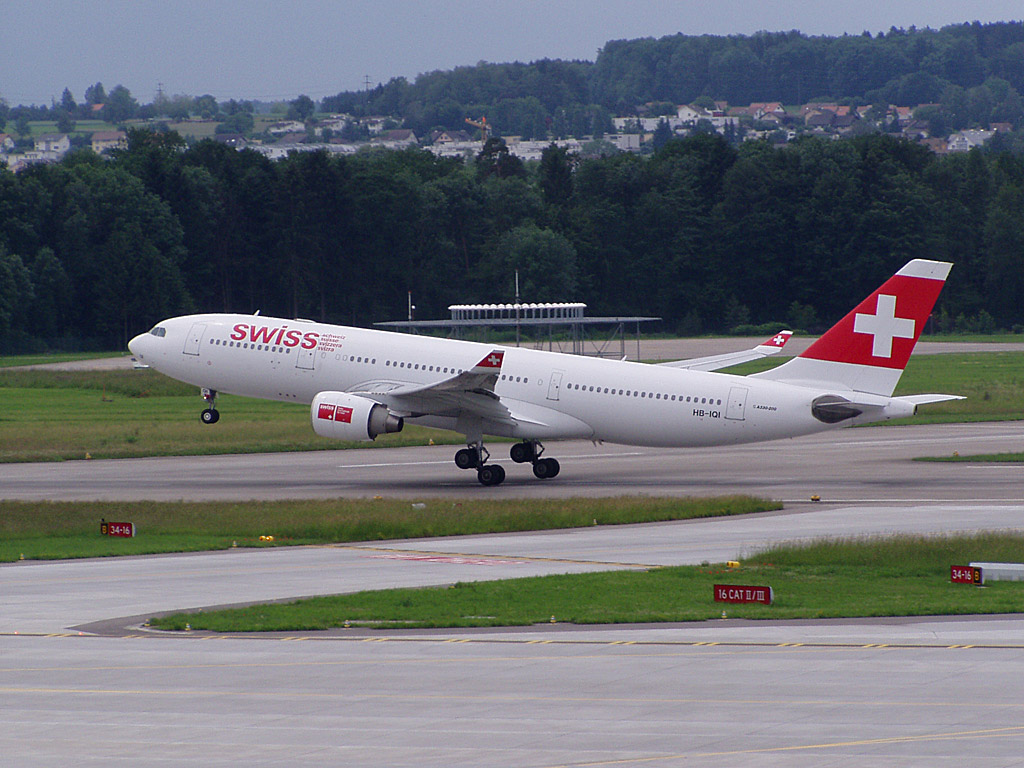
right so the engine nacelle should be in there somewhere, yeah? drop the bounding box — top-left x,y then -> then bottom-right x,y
311,391 -> 404,441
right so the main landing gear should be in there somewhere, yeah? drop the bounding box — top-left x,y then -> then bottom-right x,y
200,388 -> 220,424
510,439 -> 560,480
453,440 -> 560,486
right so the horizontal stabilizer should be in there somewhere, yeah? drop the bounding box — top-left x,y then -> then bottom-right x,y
898,393 -> 966,406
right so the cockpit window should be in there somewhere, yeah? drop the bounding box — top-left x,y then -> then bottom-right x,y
149,326 -> 167,337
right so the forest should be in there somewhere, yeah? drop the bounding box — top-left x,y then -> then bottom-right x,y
1,128 -> 1022,354
320,22 -> 1024,137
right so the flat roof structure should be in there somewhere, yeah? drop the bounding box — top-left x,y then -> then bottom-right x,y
375,302 -> 660,357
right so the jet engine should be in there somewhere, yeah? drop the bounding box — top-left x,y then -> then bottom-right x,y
311,391 -> 404,441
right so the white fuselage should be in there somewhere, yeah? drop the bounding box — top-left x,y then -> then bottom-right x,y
130,313 -> 850,448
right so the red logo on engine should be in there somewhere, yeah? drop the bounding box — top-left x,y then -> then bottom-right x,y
317,403 -> 353,423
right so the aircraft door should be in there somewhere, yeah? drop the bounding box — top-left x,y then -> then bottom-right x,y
725,386 -> 748,421
295,346 -> 316,370
183,323 -> 206,356
547,370 -> 564,401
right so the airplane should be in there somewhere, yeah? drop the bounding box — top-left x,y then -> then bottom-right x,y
128,259 -> 962,486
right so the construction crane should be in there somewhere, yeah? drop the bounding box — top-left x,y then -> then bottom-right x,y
465,116 -> 490,141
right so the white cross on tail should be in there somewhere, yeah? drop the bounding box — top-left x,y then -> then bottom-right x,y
853,294 -> 915,358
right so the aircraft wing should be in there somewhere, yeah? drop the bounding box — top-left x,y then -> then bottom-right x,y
368,350 -> 518,424
658,331 -> 793,371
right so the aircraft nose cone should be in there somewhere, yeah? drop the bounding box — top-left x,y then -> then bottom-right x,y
128,333 -> 147,358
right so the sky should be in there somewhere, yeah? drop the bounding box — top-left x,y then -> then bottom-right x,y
3,0 -> 1023,106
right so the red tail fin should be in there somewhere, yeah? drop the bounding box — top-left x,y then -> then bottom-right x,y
753,259 -> 952,395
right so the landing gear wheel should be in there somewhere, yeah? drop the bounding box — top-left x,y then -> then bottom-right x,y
455,448 -> 479,470
477,464 -> 506,486
200,408 -> 220,425
510,441 -> 537,464
532,457 -> 560,479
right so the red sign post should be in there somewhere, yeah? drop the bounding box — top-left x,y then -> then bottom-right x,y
714,584 -> 774,605
100,521 -> 135,538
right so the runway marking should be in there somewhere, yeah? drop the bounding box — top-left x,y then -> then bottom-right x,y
365,552 -> 531,566
7,634 -> 1024,662
545,725 -> 1024,766
342,545 -> 654,570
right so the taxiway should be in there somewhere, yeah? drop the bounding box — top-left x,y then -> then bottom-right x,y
3,422 -> 1024,766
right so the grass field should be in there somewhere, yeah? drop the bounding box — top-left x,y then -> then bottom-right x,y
148,532 -> 1024,631
0,496 -> 776,562
0,367 -> 458,461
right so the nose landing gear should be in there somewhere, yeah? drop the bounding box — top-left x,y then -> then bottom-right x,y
200,388 -> 220,424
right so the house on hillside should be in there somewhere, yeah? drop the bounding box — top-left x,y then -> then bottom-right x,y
947,129 -> 994,152
749,102 -> 785,120
805,109 -> 835,128
267,120 -> 306,136
91,130 -> 127,154
318,116 -> 350,132
676,104 -> 708,122
0,133 -> 14,152
35,134 -> 71,154
430,129 -> 472,144
378,129 -> 417,146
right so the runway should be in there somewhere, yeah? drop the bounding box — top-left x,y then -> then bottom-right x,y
0,421 -> 1022,502
3,422 -> 1024,765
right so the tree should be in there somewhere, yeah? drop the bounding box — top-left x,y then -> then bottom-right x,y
84,82 -> 106,105
102,85 -> 138,123
15,113 -> 31,137
217,111 -> 254,134
0,244 -> 34,344
538,143 -> 574,206
28,247 -> 73,339
651,119 -> 673,150
984,184 -> 1024,326
55,111 -> 75,133
287,94 -> 316,122
193,94 -> 219,120
60,88 -> 77,113
475,138 -> 525,179
479,223 -> 579,302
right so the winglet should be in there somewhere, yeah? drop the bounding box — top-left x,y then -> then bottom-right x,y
756,330 -> 792,352
471,350 -> 504,373
657,330 -> 793,371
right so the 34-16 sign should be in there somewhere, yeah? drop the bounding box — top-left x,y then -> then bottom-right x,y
100,521 -> 135,538
950,565 -> 982,585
